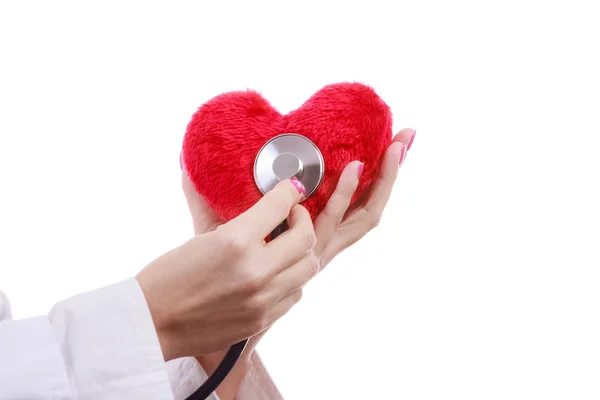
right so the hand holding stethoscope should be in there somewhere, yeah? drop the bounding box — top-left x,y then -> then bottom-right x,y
177,128 -> 415,399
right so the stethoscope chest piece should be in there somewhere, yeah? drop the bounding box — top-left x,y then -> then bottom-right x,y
254,133 -> 324,201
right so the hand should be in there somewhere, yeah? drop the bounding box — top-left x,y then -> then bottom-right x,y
135,179 -> 319,362
313,128 -> 416,269
182,128 -> 416,269
184,129 -> 416,389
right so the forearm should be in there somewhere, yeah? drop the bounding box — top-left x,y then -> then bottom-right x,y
194,329 -> 283,400
196,352 -> 253,400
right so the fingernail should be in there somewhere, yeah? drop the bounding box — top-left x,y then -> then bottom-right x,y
407,130 -> 417,151
290,177 -> 307,199
357,162 -> 364,180
398,143 -> 407,166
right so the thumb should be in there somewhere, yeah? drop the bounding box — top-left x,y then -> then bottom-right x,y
181,152 -> 224,234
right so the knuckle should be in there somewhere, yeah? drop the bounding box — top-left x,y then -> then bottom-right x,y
364,210 -> 382,230
321,204 -> 344,226
273,195 -> 292,217
294,289 -> 304,304
243,292 -> 268,314
320,204 -> 335,219
243,315 -> 266,337
298,204 -> 313,222
239,269 -> 265,294
306,253 -> 321,277
338,184 -> 357,197
300,226 -> 318,250
370,218 -> 381,230
372,215 -> 383,229
246,303 -> 270,332
251,315 -> 269,334
224,232 -> 249,253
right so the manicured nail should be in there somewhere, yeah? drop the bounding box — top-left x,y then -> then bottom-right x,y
407,130 -> 417,151
290,177 -> 307,199
398,143 -> 407,166
357,162 -> 364,180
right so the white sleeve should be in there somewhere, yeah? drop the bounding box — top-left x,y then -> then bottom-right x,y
0,279 -> 175,399
165,352 -> 284,400
0,316 -> 74,399
165,356 -> 220,400
48,278 -> 174,399
1,281 -> 283,400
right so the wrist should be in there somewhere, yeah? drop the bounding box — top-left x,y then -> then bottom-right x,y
196,347 -> 254,375
135,275 -> 179,362
196,353 -> 252,400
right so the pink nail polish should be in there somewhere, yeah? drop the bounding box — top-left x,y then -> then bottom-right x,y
290,177 -> 307,199
398,143 -> 407,166
407,130 -> 417,151
357,162 -> 364,180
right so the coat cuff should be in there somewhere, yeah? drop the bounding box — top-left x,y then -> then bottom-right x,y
166,351 -> 283,400
236,352 -> 284,400
166,356 -> 220,400
48,278 -> 174,399
0,316 -> 74,399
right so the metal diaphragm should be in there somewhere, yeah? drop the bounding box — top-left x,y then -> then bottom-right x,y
253,133 -> 324,202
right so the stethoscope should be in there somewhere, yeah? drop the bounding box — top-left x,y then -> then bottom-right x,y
186,133 -> 325,400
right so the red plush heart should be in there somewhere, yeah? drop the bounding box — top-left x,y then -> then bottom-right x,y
182,82 -> 393,222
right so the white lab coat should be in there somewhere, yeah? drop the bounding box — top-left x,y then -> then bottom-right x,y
0,279 -> 283,399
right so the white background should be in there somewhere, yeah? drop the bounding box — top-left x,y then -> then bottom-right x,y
1,1 -> 599,399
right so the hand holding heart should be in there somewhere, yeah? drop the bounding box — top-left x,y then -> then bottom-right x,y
182,83 -> 399,222
136,179 -> 318,363
182,125 -> 416,399
183,128 -> 415,273
182,81 -> 416,280
181,82 -> 416,278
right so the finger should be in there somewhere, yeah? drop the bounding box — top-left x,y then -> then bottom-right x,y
266,251 -> 319,300
224,178 -> 306,242
319,224 -> 364,265
313,161 -> 362,257
395,128 -> 417,151
337,129 -> 414,222
265,288 -> 303,326
265,204 -> 316,271
325,139 -> 409,254
181,172 -> 224,233
363,140 -> 406,219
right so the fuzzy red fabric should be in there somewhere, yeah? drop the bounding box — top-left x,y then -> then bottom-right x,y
182,82 -> 393,222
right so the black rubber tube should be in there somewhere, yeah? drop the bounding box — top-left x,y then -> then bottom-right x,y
185,339 -> 248,400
